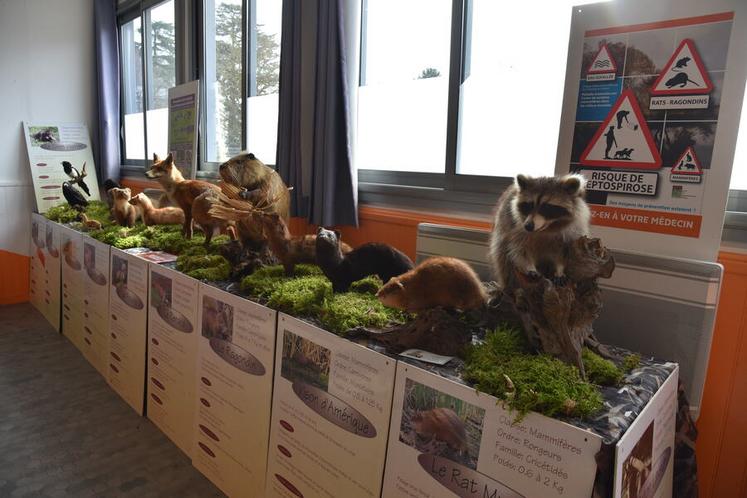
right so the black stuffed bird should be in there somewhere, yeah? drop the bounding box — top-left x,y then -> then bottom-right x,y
62,161 -> 91,196
62,181 -> 89,210
103,178 -> 121,192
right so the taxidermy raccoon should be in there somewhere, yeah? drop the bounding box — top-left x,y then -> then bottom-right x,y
489,174 -> 590,289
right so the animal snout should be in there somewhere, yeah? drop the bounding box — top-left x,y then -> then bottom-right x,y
524,221 -> 535,232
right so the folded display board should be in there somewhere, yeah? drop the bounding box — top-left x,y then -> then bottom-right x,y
193,283 -> 277,498
382,362 -> 678,498
265,313 -> 397,498
60,225 -> 85,352
146,263 -> 200,458
107,247 -> 149,415
29,214 -> 47,315
80,236 -> 110,376
43,219 -> 61,332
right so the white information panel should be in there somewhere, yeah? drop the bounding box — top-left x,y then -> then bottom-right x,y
193,283 -> 277,498
81,236 -> 110,376
147,263 -> 200,457
29,214 -> 46,314
265,313 -> 397,498
107,247 -> 149,415
60,225 -> 85,352
382,362 -> 603,498
43,219 -> 62,332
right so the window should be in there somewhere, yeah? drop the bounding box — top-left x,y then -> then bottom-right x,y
119,0 -> 176,165
202,0 -> 281,167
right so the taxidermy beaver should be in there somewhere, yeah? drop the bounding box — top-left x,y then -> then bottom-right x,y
191,189 -> 237,245
218,152 -> 290,249
315,228 -> 413,292
259,213 -> 352,276
145,153 -> 220,238
377,257 -> 486,312
128,193 -> 184,226
489,174 -> 590,289
411,407 -> 468,454
110,187 -> 139,227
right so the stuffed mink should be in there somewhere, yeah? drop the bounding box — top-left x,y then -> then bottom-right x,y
315,227 -> 414,292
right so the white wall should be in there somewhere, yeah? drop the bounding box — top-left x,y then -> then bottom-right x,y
0,0 -> 97,255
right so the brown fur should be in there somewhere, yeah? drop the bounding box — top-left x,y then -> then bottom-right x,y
488,174 -> 590,289
192,189 -> 237,245
411,408 -> 468,453
78,213 -> 102,231
377,257 -> 486,312
110,187 -> 139,227
128,193 -> 185,226
218,152 -> 291,249
145,153 -> 220,238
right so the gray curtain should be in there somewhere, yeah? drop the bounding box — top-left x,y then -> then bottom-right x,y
94,0 -> 121,186
276,0 -> 358,226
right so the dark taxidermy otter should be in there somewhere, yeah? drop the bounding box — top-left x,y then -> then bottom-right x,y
315,228 -> 413,292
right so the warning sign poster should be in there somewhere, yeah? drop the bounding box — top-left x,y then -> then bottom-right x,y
557,2 -> 747,261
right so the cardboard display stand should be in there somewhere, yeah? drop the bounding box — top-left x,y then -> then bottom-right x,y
81,236 -> 110,376
107,247 -> 149,415
147,263 -> 200,458
265,314 -> 397,498
60,225 -> 85,352
43,220 -> 62,332
29,214 -> 47,315
192,283 -> 277,498
382,362 -> 678,498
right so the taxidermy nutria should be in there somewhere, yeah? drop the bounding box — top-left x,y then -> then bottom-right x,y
145,153 -> 220,238
259,213 -> 353,276
128,193 -> 185,226
315,228 -> 413,292
218,152 -> 290,249
78,213 -> 102,231
110,187 -> 139,227
489,174 -> 590,289
377,257 -> 486,312
191,189 -> 237,245
411,408 -> 468,454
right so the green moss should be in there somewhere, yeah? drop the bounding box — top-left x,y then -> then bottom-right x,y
45,203 -> 79,223
319,291 -> 407,335
582,348 -> 623,386
176,254 -> 230,281
348,275 -> 383,295
45,200 -> 112,227
622,353 -> 641,373
83,201 -> 113,227
240,264 -> 323,299
267,276 -> 332,315
464,328 -> 603,419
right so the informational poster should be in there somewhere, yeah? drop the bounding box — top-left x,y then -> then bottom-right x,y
265,314 -> 397,498
43,220 -> 62,332
29,214 -> 46,315
192,284 -> 276,498
381,362 -> 603,498
167,80 -> 200,179
147,264 -> 200,458
60,225 -> 85,352
81,237 -> 110,377
22,122 -> 100,213
107,247 -> 149,415
614,367 -> 679,498
556,0 -> 747,262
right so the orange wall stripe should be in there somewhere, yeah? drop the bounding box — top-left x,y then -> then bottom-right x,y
0,250 -> 31,305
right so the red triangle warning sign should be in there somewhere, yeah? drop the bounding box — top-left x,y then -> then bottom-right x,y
670,146 -> 703,175
580,89 -> 662,170
587,43 -> 617,74
651,39 -> 713,96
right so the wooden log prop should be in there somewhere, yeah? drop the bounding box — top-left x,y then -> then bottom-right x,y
507,236 -> 615,379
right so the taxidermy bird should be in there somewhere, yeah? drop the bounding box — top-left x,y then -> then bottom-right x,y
103,178 -> 121,193
62,181 -> 89,210
62,161 -> 91,196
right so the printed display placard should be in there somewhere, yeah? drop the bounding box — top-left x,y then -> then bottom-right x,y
381,362 -> 603,498
147,264 -> 200,457
193,284 -> 277,498
265,314 -> 397,498
43,219 -> 62,332
29,214 -> 47,315
614,366 -> 678,498
81,237 -> 110,376
107,248 -> 149,415
556,0 -> 747,261
168,80 -> 200,179
60,225 -> 85,352
22,122 -> 100,214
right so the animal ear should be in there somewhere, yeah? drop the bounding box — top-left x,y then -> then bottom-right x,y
562,175 -> 584,195
165,153 -> 174,164
516,174 -> 532,190
334,230 -> 341,241
316,226 -> 324,235
124,188 -> 131,196
153,153 -> 160,163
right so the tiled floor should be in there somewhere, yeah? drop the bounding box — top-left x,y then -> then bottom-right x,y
0,303 -> 224,497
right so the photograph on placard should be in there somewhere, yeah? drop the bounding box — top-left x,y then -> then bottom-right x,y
280,329 -> 331,391
201,295 -> 233,341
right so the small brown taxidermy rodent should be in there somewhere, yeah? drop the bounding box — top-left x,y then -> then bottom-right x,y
259,213 -> 352,276
128,193 -> 185,226
192,189 -> 237,245
78,213 -> 102,231
110,187 -> 139,227
411,407 -> 468,454
145,153 -> 220,238
377,257 -> 486,312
